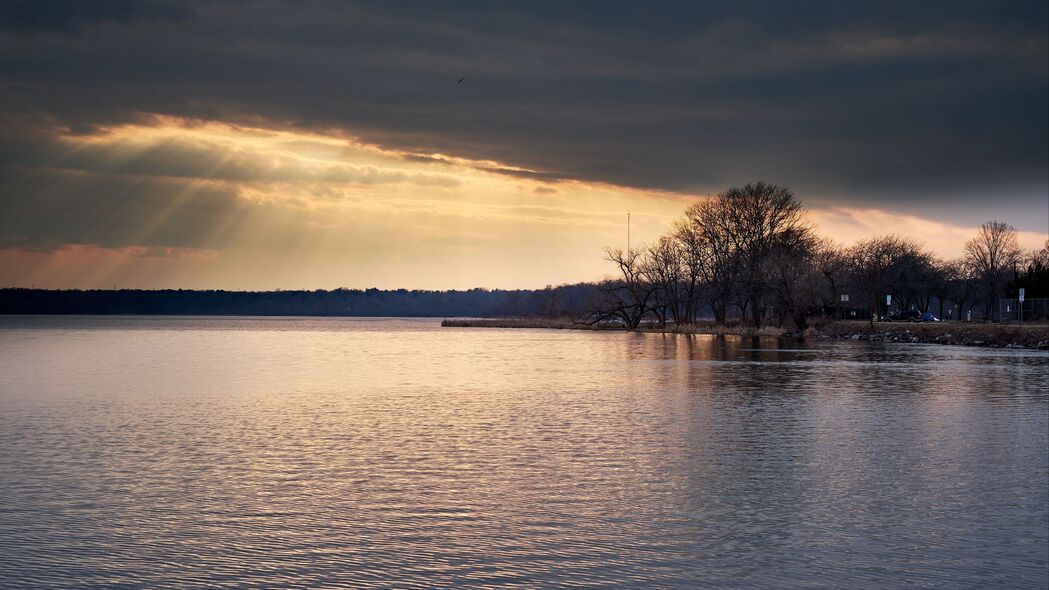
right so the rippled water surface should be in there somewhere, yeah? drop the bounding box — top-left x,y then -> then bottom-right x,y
1,316 -> 1047,589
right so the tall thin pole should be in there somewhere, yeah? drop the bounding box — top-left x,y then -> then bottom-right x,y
627,212 -> 631,253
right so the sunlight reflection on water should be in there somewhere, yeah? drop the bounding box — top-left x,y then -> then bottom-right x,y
1,316 -> 1046,588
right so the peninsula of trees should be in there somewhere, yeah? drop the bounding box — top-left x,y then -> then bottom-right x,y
588,182 -> 1047,329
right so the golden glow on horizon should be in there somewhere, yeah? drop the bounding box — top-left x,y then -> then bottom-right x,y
3,116 -> 1046,290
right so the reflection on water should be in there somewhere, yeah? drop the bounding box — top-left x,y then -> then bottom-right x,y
1,316 -> 1046,589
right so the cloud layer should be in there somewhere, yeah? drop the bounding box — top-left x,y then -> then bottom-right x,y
3,1 -> 1046,195
0,1 -> 1046,288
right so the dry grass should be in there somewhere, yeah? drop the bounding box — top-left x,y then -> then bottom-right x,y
441,318 -> 785,336
641,322 -> 786,336
441,318 -> 589,329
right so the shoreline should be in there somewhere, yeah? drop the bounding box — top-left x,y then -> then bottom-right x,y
441,318 -> 1049,350
811,321 -> 1049,349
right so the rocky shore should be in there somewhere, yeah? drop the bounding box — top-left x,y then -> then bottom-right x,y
443,318 -> 1049,350
810,321 -> 1049,350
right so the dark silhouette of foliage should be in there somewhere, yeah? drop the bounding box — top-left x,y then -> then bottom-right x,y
0,284 -> 604,318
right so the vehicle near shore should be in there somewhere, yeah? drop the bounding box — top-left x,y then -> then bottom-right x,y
880,310 -> 922,322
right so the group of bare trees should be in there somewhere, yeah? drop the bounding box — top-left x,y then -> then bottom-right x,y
589,182 -> 1046,329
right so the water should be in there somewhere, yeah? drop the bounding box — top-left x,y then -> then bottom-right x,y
0,316 -> 1046,589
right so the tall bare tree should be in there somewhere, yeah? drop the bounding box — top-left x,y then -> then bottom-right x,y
682,198 -> 738,323
682,182 -> 813,326
669,216 -> 712,324
718,182 -> 813,326
964,221 -> 1022,321
640,236 -> 683,325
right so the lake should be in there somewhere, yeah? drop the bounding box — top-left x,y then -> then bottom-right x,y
0,316 -> 1046,589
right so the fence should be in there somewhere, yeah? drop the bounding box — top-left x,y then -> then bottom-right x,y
999,298 -> 1049,323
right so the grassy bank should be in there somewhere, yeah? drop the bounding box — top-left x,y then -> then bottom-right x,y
441,318 -> 585,329
440,318 -> 786,336
442,318 -> 1049,349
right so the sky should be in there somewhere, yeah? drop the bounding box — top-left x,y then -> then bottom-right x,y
1,0 -> 1047,290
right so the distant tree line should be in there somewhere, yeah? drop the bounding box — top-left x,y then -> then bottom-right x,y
0,284 -> 604,318
588,181 -> 1049,328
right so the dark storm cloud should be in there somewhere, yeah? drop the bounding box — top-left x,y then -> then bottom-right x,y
0,0 -> 193,34
1,0 -> 1046,240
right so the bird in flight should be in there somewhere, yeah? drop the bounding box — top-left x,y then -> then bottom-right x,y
458,77 -> 464,85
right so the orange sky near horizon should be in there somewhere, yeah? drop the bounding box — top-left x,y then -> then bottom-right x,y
2,117 -> 1046,291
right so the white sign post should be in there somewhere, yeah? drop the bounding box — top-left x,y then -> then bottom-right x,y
1019,288 -> 1025,324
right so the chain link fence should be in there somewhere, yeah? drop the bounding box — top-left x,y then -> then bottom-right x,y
999,298 -> 1048,323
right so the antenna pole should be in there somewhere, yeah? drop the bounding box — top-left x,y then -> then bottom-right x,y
627,212 -> 631,253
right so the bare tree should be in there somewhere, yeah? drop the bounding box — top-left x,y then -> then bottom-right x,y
813,240 -> 850,314
847,235 -> 926,326
941,258 -> 977,321
964,221 -> 1022,321
640,236 -> 684,326
682,198 -> 738,323
586,246 -> 659,329
717,182 -> 813,327
1026,239 -> 1049,271
927,258 -> 953,320
669,216 -> 712,324
892,246 -> 937,312
1009,239 -> 1049,309
680,182 -> 812,326
765,236 -> 834,329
